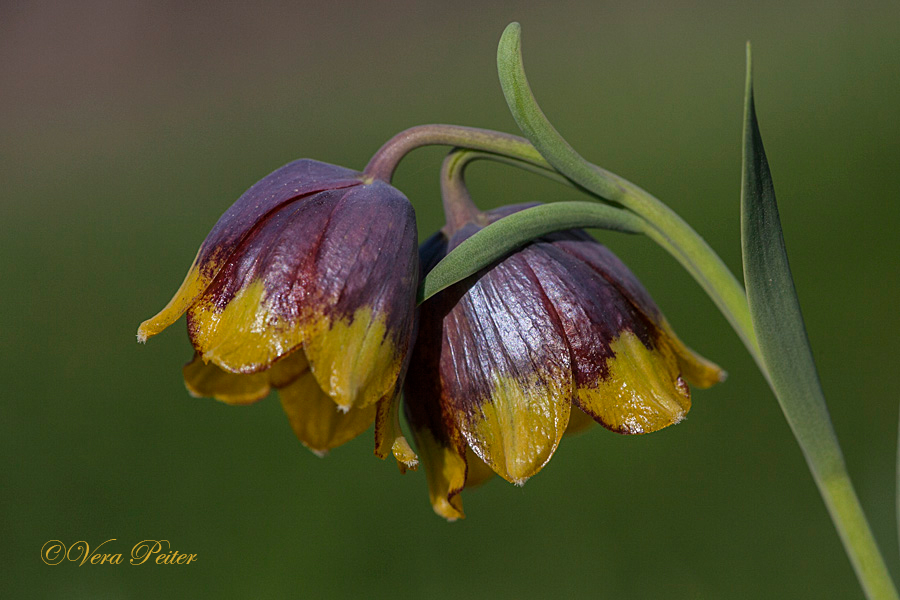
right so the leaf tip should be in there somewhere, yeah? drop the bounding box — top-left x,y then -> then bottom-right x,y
503,22 -> 522,36
500,22 -> 522,56
745,42 -> 753,87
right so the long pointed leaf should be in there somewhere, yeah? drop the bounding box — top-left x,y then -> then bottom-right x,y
741,44 -> 897,600
741,48 -> 835,460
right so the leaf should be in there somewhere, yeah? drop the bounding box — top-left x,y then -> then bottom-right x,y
497,22 -> 622,200
740,44 -> 836,457
741,44 -> 899,600
419,201 -> 643,303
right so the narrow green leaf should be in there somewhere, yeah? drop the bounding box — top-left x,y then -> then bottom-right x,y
418,201 -> 643,303
740,45 -> 835,464
497,22 -> 622,200
741,45 -> 898,600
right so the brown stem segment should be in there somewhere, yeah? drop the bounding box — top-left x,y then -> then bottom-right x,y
363,124 -> 549,183
440,150 -> 485,232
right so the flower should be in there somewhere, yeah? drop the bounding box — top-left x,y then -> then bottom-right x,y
404,203 -> 724,520
138,159 -> 419,461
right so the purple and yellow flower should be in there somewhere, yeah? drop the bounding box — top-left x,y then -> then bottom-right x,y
138,159 -> 418,460
405,203 -> 724,520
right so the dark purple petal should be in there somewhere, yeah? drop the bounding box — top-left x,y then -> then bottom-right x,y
197,159 -> 363,278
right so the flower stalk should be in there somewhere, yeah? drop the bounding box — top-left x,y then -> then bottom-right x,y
364,125 -> 550,183
439,150 -> 483,231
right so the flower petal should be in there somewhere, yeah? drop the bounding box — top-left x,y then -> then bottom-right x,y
303,307 -> 403,411
463,446 -> 495,488
415,426 -> 468,521
403,293 -> 471,519
182,349 -> 311,405
182,353 -> 271,405
278,371 -> 376,456
138,160 -> 362,342
579,331 -> 690,434
524,237 -> 692,434
660,321 -> 726,388
266,350 -> 315,388
374,387 -> 418,472
138,251 -> 210,343
564,406 -> 597,435
185,178 -> 417,389
302,181 -> 418,409
185,188 -> 344,373
550,232 -> 725,388
440,250 -> 573,484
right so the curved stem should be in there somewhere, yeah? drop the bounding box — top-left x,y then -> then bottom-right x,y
429,150 -> 758,358
439,151 -> 483,231
364,125 -> 550,182
443,147 -> 575,189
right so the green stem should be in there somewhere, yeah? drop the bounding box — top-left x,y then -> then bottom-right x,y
821,474 -> 899,600
421,148 -> 643,302
442,147 -> 575,191
426,150 -> 755,351
420,205 -> 644,303
363,125 -> 550,182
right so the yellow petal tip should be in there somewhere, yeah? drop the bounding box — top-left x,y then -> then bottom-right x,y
659,321 -> 726,389
576,331 -> 692,435
465,371 -> 570,484
136,323 -> 151,344
305,307 -> 403,410
392,436 -> 419,472
433,500 -> 465,522
279,371 -> 376,455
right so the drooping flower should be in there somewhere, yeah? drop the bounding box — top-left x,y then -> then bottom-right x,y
405,203 -> 724,520
138,159 -> 418,462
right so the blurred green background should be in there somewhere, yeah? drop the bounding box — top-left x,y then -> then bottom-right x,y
3,1 -> 899,598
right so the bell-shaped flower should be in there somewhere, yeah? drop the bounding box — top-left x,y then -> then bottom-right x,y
405,203 -> 724,520
138,159 -> 418,460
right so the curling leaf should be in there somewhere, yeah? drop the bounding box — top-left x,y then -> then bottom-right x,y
419,201 -> 643,303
